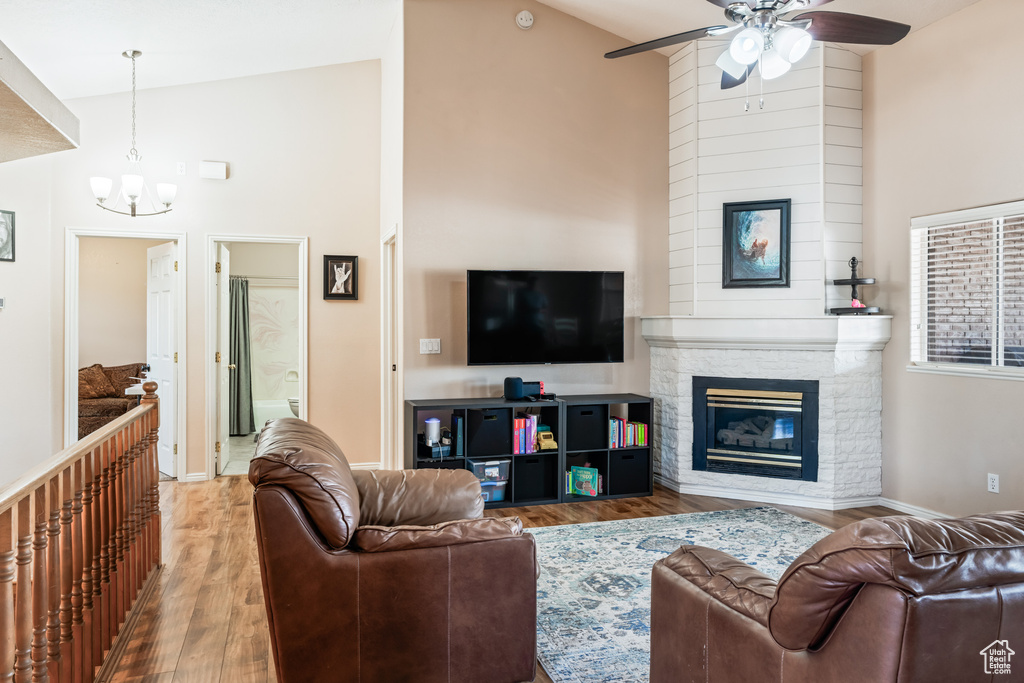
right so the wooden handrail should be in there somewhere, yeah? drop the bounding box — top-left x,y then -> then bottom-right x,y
0,382 -> 162,683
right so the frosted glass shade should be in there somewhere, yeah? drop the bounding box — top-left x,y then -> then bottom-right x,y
90,176 -> 113,202
760,49 -> 792,80
716,50 -> 748,80
730,28 -> 764,65
775,26 -> 812,64
156,183 -> 177,206
121,174 -> 144,203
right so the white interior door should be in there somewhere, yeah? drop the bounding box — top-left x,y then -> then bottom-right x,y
147,242 -> 177,476
216,243 -> 231,475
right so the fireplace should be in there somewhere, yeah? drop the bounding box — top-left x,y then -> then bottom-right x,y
692,377 -> 818,482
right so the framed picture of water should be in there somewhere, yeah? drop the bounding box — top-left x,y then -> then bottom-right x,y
722,198 -> 791,288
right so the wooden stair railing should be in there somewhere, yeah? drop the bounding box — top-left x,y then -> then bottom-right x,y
0,382 -> 162,683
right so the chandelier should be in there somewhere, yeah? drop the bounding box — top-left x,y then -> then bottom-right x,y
89,50 -> 176,217
714,15 -> 813,85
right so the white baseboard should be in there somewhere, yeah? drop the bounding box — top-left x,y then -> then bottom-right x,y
179,472 -> 209,483
349,462 -> 382,470
654,474 -> 949,517
875,497 -> 947,519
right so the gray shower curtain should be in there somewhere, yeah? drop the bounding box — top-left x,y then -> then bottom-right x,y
229,277 -> 256,436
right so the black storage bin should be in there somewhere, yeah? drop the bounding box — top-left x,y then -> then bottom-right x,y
513,453 -> 558,502
609,450 -> 650,496
417,458 -> 466,470
465,408 -> 512,457
565,404 -> 608,451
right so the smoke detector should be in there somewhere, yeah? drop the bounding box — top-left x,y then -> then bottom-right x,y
516,10 -> 534,30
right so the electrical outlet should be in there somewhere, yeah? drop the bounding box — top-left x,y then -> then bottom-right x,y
419,338 -> 441,355
987,473 -> 1000,494
176,162 -> 187,176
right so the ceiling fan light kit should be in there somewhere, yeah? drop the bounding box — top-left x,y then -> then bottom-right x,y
89,50 -> 177,217
605,0 -> 910,105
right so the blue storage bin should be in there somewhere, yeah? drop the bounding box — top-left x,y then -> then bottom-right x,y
480,480 -> 508,502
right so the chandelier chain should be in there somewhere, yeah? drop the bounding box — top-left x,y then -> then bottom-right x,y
130,53 -> 137,155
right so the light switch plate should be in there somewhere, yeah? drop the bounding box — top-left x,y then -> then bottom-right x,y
419,338 -> 441,354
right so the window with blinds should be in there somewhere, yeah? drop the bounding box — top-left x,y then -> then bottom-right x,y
913,202 -> 1024,374
910,201 -> 1024,375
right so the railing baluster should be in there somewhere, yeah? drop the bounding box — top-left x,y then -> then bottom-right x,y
97,442 -> 109,658
31,488 -> 48,683
0,509 -> 14,683
70,462 -> 83,683
45,479 -> 60,683
79,455 -> 93,683
15,498 -> 32,683
59,470 -> 72,683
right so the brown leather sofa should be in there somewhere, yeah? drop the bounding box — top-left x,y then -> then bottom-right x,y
249,418 -> 538,683
651,511 -> 1024,683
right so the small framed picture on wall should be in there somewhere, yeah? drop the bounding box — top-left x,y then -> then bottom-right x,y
324,255 -> 358,300
722,199 -> 791,288
0,210 -> 14,262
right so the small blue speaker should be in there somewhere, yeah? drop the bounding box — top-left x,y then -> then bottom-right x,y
503,377 -> 524,400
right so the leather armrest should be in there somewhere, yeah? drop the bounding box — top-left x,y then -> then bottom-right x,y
352,516 -> 523,553
659,545 -> 777,627
352,469 -> 484,526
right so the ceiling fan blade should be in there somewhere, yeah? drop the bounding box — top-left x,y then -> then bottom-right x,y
605,26 -> 727,59
793,11 -> 911,45
721,64 -> 756,90
706,0 -> 833,8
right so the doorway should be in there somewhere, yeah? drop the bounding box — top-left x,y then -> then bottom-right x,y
64,228 -> 187,478
205,235 -> 308,478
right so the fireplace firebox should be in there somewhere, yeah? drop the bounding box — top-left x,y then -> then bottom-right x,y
692,377 -> 818,481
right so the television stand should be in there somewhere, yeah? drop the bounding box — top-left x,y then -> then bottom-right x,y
404,394 -> 653,509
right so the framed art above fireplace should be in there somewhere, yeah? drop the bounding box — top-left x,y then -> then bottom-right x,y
722,199 -> 790,288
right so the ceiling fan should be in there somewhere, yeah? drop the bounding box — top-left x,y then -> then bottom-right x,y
605,0 -> 910,89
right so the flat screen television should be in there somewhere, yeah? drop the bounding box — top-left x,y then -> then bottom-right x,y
467,270 -> 624,365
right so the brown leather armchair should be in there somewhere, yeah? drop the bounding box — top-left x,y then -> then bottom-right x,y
249,418 -> 537,683
651,512 -> 1024,683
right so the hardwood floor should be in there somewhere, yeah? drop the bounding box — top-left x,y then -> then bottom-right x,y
108,477 -> 900,682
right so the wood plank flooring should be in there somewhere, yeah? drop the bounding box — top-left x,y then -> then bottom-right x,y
108,476 -> 900,682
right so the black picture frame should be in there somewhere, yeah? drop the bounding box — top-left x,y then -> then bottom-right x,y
722,199 -> 791,288
324,255 -> 358,300
0,210 -> 14,263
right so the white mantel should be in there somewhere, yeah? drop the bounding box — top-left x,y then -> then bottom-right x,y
642,315 -> 892,351
643,315 -> 892,510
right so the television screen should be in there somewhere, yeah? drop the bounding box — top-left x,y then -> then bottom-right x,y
467,270 -> 624,365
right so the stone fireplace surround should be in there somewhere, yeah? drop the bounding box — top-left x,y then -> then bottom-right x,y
642,316 -> 892,510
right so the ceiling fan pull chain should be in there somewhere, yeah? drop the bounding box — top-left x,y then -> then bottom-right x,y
759,62 -> 765,110
744,73 -> 750,112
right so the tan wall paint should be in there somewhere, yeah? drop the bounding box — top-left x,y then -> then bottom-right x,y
0,156 -> 57,485
228,242 -> 300,279
864,0 -> 1024,515
402,0 -> 669,402
78,237 -> 167,368
19,62 -> 383,476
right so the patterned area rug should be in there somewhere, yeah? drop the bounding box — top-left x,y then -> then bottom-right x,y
529,507 -> 832,683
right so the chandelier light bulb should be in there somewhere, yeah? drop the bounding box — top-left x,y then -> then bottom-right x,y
715,49 -> 749,80
774,26 -> 812,64
90,177 -> 113,203
121,174 -> 144,204
157,183 -> 178,207
730,28 -> 764,65
759,49 -> 792,80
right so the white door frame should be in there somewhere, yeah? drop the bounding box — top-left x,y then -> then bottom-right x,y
380,225 -> 403,470
63,227 -> 188,479
204,234 -> 308,480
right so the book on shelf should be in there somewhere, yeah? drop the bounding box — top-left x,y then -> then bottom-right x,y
569,465 -> 599,497
451,414 -> 464,456
609,417 -> 649,448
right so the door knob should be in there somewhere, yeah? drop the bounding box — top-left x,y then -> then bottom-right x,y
228,364 -> 237,370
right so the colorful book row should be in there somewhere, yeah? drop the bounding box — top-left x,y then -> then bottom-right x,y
513,413 -> 540,454
610,418 -> 648,449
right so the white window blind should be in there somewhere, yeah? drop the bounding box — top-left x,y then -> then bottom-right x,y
910,201 -> 1024,374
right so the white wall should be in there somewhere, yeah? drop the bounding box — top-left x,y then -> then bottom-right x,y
668,42 -> 863,317
402,0 -> 669,402
863,0 -> 1024,515
0,155 -> 57,485
78,236 -> 166,367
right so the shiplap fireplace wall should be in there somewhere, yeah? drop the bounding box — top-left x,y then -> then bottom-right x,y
646,41 -> 892,510
668,41 -> 864,315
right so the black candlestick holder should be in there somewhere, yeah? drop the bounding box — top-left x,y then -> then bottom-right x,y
830,257 -> 881,315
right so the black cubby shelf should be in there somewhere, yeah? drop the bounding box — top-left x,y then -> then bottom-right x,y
405,393 -> 653,509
